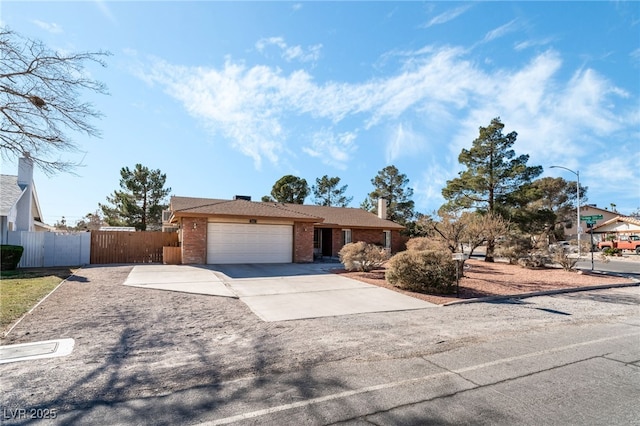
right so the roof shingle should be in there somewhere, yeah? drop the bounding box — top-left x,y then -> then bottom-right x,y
170,196 -> 404,229
1,175 -> 24,216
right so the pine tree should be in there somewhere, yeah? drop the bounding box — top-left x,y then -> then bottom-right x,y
269,175 -> 309,204
312,175 -> 353,207
441,117 -> 542,261
367,165 -> 415,225
100,164 -> 171,230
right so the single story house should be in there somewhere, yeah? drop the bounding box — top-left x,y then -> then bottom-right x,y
1,155 -> 50,244
563,204 -> 618,240
167,195 -> 405,264
591,216 -> 640,241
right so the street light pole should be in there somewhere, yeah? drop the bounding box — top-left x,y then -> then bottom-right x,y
550,166 -> 581,257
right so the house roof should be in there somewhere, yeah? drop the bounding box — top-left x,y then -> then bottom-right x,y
170,196 -> 322,222
278,203 -> 405,229
169,196 -> 404,229
1,174 -> 44,222
579,205 -> 620,216
0,175 -> 23,216
592,215 -> 640,232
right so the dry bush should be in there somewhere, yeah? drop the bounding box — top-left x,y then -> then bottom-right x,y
405,237 -> 446,252
385,250 -> 456,294
496,235 -> 533,265
552,249 -> 579,271
339,241 -> 389,272
517,252 -> 551,269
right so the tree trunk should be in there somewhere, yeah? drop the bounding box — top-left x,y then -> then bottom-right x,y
485,239 -> 495,262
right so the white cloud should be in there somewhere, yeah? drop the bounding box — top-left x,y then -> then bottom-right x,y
422,5 -> 472,28
303,130 -> 357,169
256,37 -> 322,63
32,20 -> 63,34
94,0 -> 117,24
139,44 -> 633,174
385,122 -> 426,163
514,37 -> 555,51
414,161 -> 450,213
631,47 -> 640,65
483,19 -> 520,43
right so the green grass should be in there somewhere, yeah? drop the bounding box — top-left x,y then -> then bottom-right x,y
0,268 -> 75,331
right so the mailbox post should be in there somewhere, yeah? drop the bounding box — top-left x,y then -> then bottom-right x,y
452,253 -> 465,297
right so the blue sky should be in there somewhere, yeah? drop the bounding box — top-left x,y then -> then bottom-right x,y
2,1 -> 639,225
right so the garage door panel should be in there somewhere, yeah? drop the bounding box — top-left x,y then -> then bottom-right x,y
207,223 -> 293,264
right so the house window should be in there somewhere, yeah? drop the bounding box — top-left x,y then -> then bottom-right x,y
342,229 -> 352,245
383,230 -> 391,249
313,228 -> 321,250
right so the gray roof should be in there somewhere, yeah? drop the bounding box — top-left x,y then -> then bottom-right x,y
170,196 -> 404,230
0,174 -> 24,216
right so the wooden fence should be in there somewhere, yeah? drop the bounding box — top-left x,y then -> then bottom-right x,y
90,231 -> 179,264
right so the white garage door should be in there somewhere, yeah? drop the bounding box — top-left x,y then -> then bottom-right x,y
207,223 -> 293,264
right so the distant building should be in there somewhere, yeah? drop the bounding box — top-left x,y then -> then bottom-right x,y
563,204 -> 620,241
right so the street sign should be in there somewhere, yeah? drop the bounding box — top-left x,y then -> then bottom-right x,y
580,214 -> 603,221
586,220 -> 596,225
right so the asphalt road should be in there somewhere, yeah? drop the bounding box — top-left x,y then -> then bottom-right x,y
576,256 -> 640,276
4,285 -> 637,426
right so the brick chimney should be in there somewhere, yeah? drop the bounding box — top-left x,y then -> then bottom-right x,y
377,198 -> 387,220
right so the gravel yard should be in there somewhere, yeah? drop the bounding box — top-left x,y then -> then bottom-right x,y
336,257 -> 637,305
0,260 -> 637,418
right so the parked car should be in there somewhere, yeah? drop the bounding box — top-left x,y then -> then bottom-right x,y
549,241 -> 578,253
597,235 -> 640,254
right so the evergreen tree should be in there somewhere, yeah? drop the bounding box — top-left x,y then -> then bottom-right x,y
367,165 -> 415,225
312,175 -> 353,207
515,177 -> 587,242
100,164 -> 171,231
441,117 -> 542,261
269,175 -> 309,204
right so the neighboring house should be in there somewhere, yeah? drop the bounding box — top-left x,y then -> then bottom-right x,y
563,204 -> 619,240
167,195 -> 405,264
1,155 -> 50,244
591,216 -> 640,241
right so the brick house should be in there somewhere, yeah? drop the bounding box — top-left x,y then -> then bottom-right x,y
167,196 -> 405,264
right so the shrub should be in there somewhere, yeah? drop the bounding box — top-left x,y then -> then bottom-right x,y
552,249 -> 579,271
602,247 -> 621,256
1,245 -> 24,270
385,250 -> 456,294
496,235 -> 532,265
406,237 -> 446,252
517,252 -> 550,269
339,241 -> 389,272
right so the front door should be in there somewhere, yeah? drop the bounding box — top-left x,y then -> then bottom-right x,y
321,228 -> 333,257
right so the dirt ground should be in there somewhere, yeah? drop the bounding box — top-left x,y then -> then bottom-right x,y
335,257 -> 637,305
1,261 -> 638,419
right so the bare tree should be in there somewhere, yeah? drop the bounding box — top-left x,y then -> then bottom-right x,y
0,29 -> 110,173
431,209 -> 508,274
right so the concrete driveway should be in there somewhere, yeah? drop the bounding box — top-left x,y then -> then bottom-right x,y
124,263 -> 435,321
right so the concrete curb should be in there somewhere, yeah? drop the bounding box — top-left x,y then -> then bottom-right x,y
443,280 -> 640,306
